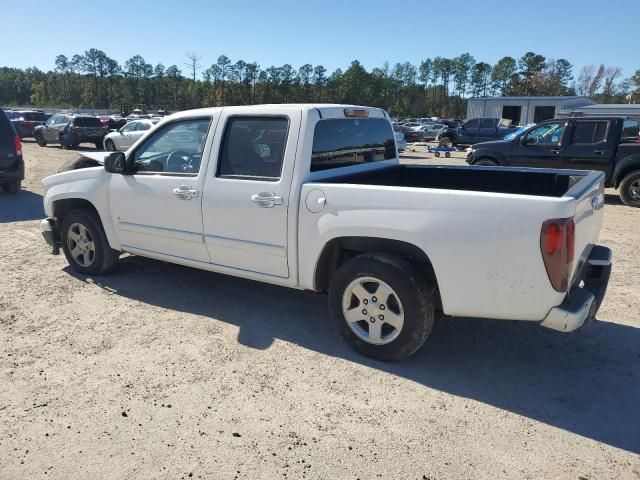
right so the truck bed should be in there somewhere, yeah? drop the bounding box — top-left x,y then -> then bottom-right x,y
315,164 -> 587,198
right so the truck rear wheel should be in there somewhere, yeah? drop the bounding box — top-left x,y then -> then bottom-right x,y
328,253 -> 435,361
619,170 -> 640,207
60,210 -> 120,275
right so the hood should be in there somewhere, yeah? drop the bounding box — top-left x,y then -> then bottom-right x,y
471,138 -> 514,150
75,151 -> 111,165
41,160 -> 107,190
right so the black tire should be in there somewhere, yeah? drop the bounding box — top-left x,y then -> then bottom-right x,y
105,139 -> 116,151
434,152 -> 440,157
328,253 -> 435,361
2,181 -> 20,193
474,159 -> 498,167
60,209 -> 120,275
445,151 -> 451,158
36,133 -> 47,147
439,136 -> 454,147
619,170 -> 640,207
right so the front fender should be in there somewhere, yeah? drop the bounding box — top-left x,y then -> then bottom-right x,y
42,168 -> 120,250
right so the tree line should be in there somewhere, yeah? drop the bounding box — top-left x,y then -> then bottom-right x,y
1,49 -> 638,117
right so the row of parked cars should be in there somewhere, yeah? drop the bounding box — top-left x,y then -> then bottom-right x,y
391,118 -> 461,144
2,109 -> 166,151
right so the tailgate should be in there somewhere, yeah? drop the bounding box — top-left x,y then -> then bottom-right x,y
0,114 -> 17,169
566,171 -> 606,282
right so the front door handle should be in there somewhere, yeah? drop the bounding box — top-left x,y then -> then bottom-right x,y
593,150 -> 606,155
550,149 -> 561,155
251,192 -> 283,208
172,185 -> 199,200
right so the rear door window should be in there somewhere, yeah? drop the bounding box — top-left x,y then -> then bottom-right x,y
217,116 -> 289,180
571,121 -> 609,144
311,118 -> 395,172
479,119 -> 495,129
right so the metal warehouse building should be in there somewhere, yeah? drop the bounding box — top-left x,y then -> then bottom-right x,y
569,103 -> 640,121
467,96 -> 596,126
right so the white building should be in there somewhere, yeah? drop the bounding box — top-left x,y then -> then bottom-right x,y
569,103 -> 640,121
467,96 -> 596,125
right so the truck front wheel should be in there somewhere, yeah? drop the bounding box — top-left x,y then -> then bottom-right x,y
328,253 -> 435,361
439,137 -> 454,147
619,170 -> 640,207
60,210 -> 120,275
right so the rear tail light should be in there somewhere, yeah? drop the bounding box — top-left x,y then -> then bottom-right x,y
14,136 -> 22,156
540,217 -> 575,292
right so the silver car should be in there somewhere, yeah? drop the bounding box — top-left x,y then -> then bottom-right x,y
103,119 -> 156,151
394,131 -> 407,152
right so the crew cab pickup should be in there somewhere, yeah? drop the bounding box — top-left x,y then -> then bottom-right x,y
40,104 -> 612,361
437,117 -> 518,147
467,116 -> 640,207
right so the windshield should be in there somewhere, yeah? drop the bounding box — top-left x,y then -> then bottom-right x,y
504,123 -> 535,141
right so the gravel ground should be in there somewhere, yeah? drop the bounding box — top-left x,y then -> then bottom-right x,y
1,140 -> 639,480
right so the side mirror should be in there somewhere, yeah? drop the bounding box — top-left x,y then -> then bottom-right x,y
520,135 -> 527,145
104,152 -> 129,174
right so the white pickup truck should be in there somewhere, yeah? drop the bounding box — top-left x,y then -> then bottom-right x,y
40,104 -> 612,361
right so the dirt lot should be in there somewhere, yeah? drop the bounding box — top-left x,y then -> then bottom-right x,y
1,140 -> 639,480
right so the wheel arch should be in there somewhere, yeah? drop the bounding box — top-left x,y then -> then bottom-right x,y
612,156 -> 640,188
314,236 -> 441,309
50,197 -> 120,250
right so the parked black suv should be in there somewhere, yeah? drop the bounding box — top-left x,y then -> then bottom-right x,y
34,115 -> 107,149
0,108 -> 24,193
10,110 -> 50,138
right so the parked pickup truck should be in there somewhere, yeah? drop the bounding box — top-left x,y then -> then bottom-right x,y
467,116 -> 640,207
437,117 -> 519,147
40,104 -> 612,361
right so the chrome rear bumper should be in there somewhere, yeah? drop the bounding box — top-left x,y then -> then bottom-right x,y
540,245 -> 612,332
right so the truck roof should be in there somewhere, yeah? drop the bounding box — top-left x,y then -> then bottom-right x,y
566,115 -> 635,121
168,104 -> 389,120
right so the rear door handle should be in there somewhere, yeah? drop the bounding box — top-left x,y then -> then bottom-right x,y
251,192 -> 283,208
172,185 -> 199,200
593,150 -> 606,155
550,149 -> 561,155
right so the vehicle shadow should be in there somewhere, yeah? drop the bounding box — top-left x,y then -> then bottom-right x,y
69,256 -> 640,454
0,189 -> 44,223
604,193 -> 624,206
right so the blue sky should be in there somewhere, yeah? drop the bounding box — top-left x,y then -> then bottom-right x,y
1,0 -> 637,80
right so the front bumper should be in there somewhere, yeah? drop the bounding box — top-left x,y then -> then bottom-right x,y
540,245 -> 612,332
40,217 -> 60,255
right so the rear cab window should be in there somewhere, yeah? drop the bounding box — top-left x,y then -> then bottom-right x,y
311,118 -> 395,172
621,119 -> 639,142
73,117 -> 102,127
22,112 -> 47,122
